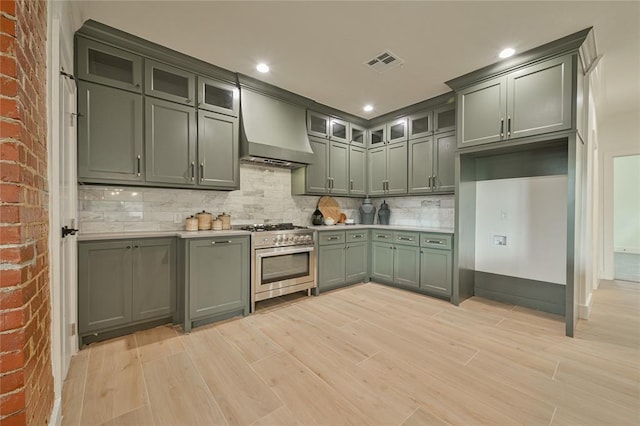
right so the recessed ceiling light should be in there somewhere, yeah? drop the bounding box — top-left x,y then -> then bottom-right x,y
256,63 -> 270,73
363,104 -> 374,112
499,48 -> 515,59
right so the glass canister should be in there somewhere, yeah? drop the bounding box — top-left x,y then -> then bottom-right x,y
359,197 -> 376,225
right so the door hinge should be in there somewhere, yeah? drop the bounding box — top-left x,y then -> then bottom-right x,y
60,69 -> 76,80
70,323 -> 76,336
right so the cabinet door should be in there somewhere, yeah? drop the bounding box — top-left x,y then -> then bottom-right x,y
345,242 -> 368,284
329,142 -> 349,195
408,136 -> 434,194
369,125 -> 386,147
349,145 -> 366,196
394,245 -> 420,288
145,98 -> 197,185
76,37 -> 142,92
370,242 -> 394,283
386,117 -> 408,144
145,59 -> 195,106
318,244 -> 346,290
197,76 -> 239,117
434,104 -> 456,134
433,131 -> 455,193
197,110 -> 239,189
78,81 -> 144,183
408,111 -> 433,139
189,237 -> 249,319
458,76 -> 507,147
132,238 -> 176,321
367,146 -> 387,196
329,117 -> 350,144
306,137 -> 329,193
78,241 -> 133,333
386,142 -> 408,195
350,124 -> 367,146
507,55 -> 573,139
307,111 -> 329,138
420,248 -> 452,297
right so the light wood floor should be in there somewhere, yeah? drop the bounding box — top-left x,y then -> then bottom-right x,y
62,281 -> 640,425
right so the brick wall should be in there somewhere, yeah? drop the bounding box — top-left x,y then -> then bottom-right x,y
0,0 -> 53,425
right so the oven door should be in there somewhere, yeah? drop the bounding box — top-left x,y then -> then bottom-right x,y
255,245 -> 316,294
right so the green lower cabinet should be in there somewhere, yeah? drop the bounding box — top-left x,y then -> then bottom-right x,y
370,242 -> 394,283
186,236 -> 249,330
318,244 -> 347,290
419,247 -> 452,297
78,238 -> 176,343
394,245 -> 420,288
345,242 -> 368,283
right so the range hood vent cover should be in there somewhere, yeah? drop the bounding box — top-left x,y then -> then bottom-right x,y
365,50 -> 405,73
240,88 -> 314,168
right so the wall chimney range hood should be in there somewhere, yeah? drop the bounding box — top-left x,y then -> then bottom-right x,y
240,88 -> 314,168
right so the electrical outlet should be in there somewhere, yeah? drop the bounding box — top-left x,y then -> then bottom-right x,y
493,235 -> 507,246
500,210 -> 508,220
173,213 -> 182,224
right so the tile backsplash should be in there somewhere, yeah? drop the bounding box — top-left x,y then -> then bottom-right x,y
78,163 -> 454,233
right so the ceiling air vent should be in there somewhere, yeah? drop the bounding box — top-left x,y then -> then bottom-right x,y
365,50 -> 405,73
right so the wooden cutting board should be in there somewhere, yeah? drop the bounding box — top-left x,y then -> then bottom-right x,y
317,196 -> 341,222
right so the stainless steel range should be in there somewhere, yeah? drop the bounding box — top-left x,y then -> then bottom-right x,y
241,223 -> 316,311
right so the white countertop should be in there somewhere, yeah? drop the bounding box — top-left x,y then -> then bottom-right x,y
307,224 -> 454,234
77,229 -> 251,241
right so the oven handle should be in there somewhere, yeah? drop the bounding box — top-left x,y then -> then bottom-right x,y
255,245 -> 315,259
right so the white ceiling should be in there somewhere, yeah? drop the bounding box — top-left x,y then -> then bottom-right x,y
74,1 -> 639,124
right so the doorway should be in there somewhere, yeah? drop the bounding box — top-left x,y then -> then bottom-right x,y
613,154 -> 640,282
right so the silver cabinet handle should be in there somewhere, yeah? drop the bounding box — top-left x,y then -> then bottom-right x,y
376,234 -> 389,239
211,240 -> 232,245
136,155 -> 141,176
350,180 -> 354,191
352,234 -> 363,239
500,118 -> 504,138
398,236 -> 413,241
327,178 -> 331,190
327,236 -> 340,240
432,176 -> 437,189
507,117 -> 511,137
426,239 -> 444,244
330,177 -> 334,189
191,162 -> 195,181
428,176 -> 432,188
200,163 -> 204,182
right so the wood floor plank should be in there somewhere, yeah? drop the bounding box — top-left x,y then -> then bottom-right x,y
215,317 -> 284,363
181,328 -> 283,426
61,377 -> 85,426
142,352 -> 227,425
134,325 -> 184,364
99,405 -> 154,426
401,406 -> 452,426
249,406 -> 300,426
81,336 -> 147,425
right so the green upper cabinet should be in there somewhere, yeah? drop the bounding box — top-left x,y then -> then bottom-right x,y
76,37 -> 142,93
77,81 -> 144,183
386,117 -> 408,144
197,110 -> 239,189
367,142 -> 408,196
458,54 -> 573,148
434,104 -> 456,134
197,77 -> 239,117
408,131 -> 455,194
348,145 -> 366,196
306,111 -> 350,144
408,110 -> 433,140
145,59 -> 196,106
145,97 -> 197,185
350,124 -> 367,146
292,137 -> 349,195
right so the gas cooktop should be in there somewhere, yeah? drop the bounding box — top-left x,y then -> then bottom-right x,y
240,223 -> 307,232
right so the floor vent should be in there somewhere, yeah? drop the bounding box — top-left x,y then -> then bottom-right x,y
365,50 -> 405,73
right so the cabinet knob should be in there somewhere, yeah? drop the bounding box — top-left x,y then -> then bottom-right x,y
135,83 -> 140,88
126,246 -> 131,249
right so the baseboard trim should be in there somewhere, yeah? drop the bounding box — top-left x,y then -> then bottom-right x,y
578,292 -> 593,319
49,397 -> 62,426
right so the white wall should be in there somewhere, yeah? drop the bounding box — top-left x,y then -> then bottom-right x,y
475,176 -> 568,285
614,154 -> 640,253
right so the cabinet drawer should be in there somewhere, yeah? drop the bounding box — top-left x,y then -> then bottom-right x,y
318,231 -> 346,246
346,229 -> 369,242
420,233 -> 452,250
372,230 -> 393,242
393,231 -> 419,246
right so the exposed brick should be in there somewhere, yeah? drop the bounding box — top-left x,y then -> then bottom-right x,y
0,351 -> 23,374
0,370 -> 23,394
0,329 -> 23,352
0,204 -> 19,222
0,183 -> 21,202
0,269 -> 22,288
0,1 -> 17,17
0,411 -> 26,426
0,55 -> 17,78
0,119 -> 20,139
0,390 -> 24,416
0,225 -> 21,244
0,98 -> 19,120
0,76 -> 18,97
0,142 -> 19,161
0,14 -> 16,38
0,308 -> 24,330
0,287 -> 21,309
